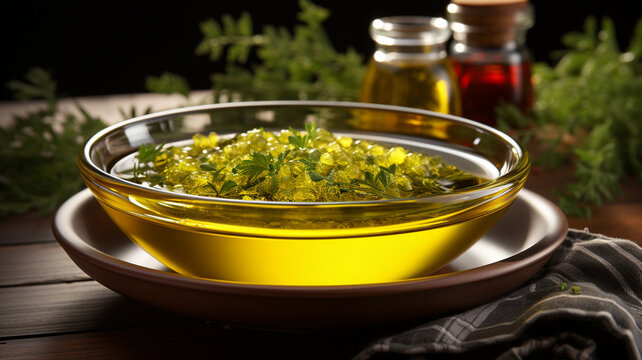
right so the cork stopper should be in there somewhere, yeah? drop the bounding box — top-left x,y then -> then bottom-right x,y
447,0 -> 533,47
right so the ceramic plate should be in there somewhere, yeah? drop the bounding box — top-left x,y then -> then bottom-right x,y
53,188 -> 567,330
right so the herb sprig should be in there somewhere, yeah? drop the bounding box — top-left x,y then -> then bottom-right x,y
0,69 -> 107,217
234,150 -> 290,194
193,0 -> 365,103
127,143 -> 167,185
498,16 -> 642,217
288,122 -> 319,149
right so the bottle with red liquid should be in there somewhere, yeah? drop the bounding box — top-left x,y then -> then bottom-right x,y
447,0 -> 534,127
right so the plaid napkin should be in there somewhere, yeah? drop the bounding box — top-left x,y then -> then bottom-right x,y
355,229 -> 642,360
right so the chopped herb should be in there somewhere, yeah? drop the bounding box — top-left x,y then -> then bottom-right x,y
288,122 -> 319,149
571,286 -> 581,295
559,282 -> 581,295
308,171 -> 326,182
559,282 -> 569,291
137,143 -> 166,164
205,180 -> 238,196
235,152 -> 276,183
119,123 -> 486,202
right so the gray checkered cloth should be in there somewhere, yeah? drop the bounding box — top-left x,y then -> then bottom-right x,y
355,229 -> 642,360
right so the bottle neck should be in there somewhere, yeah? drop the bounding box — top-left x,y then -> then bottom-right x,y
450,40 -> 531,64
451,27 -> 528,48
373,42 -> 448,63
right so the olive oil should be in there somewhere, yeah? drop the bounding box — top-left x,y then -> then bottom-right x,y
358,16 -> 461,115
359,58 -> 461,115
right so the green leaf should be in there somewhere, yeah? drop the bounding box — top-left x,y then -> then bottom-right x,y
220,180 -> 237,194
627,18 -> 642,58
199,163 -> 219,172
6,67 -> 57,110
559,282 -> 569,291
137,142 -> 166,163
235,152 -> 274,182
145,72 -> 191,97
308,171 -> 325,182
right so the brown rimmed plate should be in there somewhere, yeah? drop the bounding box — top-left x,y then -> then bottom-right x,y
53,188 -> 567,331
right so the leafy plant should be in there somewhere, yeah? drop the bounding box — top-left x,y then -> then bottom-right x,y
0,68 -> 107,216
144,72 -> 191,97
194,0 -> 365,102
498,16 -> 642,217
0,66 -> 179,217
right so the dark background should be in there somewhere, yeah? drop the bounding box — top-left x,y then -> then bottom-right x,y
2,1 -> 640,101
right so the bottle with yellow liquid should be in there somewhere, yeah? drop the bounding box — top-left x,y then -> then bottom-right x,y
359,16 -> 461,116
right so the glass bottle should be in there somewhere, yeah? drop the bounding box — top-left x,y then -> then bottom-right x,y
358,16 -> 461,116
447,0 -> 534,127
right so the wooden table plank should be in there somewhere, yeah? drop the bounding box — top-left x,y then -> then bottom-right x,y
0,212 -> 54,246
0,281 -> 183,339
0,243 -> 89,287
0,322 -> 380,360
526,170 -> 642,244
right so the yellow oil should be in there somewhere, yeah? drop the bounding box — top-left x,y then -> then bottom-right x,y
359,57 -> 461,116
83,164 -> 520,285
98,198 -> 510,285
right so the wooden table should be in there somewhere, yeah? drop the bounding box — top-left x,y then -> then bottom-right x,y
1,95 -> 640,358
1,177 -> 639,359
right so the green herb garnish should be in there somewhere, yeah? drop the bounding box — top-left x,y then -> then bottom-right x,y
205,180 -> 238,196
288,122 -> 319,149
559,282 -> 569,291
121,123 -> 485,202
558,282 -> 581,295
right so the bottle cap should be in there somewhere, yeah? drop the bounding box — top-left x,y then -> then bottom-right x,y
447,0 -> 533,47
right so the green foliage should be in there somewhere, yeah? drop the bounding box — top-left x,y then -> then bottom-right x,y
288,122 -> 319,149
125,143 -> 168,185
196,0 -> 365,102
355,164 -> 398,198
6,67 -> 58,109
205,180 -> 238,196
497,17 -> 642,217
0,68 -> 107,216
234,150 -> 289,190
144,72 -> 191,97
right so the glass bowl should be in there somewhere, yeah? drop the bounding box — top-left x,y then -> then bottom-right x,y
79,101 -> 529,286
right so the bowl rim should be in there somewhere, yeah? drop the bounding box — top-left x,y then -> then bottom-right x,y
81,100 -> 529,207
